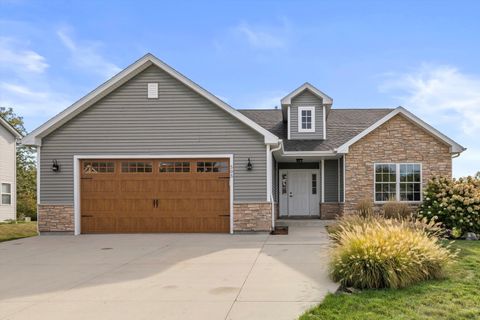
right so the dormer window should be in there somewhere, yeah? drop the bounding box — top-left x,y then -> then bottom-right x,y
298,106 -> 315,132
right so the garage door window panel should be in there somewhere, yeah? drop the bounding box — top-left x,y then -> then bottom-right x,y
159,161 -> 190,173
197,161 -> 228,173
121,161 -> 153,173
83,161 -> 115,174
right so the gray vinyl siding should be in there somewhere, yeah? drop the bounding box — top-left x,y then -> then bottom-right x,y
289,90 -> 324,140
324,159 -> 339,202
40,65 -> 267,204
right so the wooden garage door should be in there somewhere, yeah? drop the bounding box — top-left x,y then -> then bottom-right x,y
80,159 -> 230,233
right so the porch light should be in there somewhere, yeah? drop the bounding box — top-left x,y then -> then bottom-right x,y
246,158 -> 253,171
52,160 -> 60,172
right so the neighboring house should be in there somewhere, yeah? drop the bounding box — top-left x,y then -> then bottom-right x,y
22,54 -> 465,235
0,116 -> 21,221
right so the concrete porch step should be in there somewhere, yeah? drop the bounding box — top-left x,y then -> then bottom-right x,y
275,219 -> 335,228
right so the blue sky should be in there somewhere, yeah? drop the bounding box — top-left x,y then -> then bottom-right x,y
1,0 -> 479,177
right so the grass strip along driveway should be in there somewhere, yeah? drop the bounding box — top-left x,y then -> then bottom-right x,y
300,241 -> 480,320
0,221 -> 38,242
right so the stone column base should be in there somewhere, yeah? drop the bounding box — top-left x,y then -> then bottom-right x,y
38,204 -> 74,233
233,202 -> 272,232
320,203 -> 344,219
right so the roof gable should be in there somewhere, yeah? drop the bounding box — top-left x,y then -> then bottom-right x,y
0,116 -> 22,139
22,54 -> 278,145
281,83 -> 333,106
336,107 -> 465,154
239,108 -> 393,152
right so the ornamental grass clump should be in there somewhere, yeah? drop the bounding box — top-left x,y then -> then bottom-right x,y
330,217 -> 455,289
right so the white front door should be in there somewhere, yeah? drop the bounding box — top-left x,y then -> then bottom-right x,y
288,171 -> 310,215
279,169 -> 320,217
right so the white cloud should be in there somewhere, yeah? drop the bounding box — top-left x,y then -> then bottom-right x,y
380,64 -> 480,136
235,21 -> 288,49
379,64 -> 480,177
0,37 -> 49,73
0,38 -> 72,129
0,82 -> 71,119
57,27 -> 121,78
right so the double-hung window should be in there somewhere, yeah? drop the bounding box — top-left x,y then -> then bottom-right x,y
1,183 -> 12,205
374,163 -> 421,202
298,106 -> 315,132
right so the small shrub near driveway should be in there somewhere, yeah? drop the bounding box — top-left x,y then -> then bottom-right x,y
0,221 -> 38,242
419,176 -> 480,236
330,216 -> 455,289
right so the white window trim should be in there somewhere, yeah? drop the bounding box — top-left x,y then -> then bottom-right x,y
373,163 -> 423,203
1,182 -> 12,206
298,106 -> 315,133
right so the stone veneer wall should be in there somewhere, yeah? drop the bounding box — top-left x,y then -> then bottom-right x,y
320,203 -> 344,219
37,203 -> 274,233
38,204 -> 74,233
234,202 -> 272,232
344,114 -> 452,214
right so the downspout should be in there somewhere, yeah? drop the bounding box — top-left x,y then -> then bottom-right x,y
270,140 -> 283,231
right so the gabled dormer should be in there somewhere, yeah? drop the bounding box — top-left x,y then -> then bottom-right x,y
281,83 -> 333,140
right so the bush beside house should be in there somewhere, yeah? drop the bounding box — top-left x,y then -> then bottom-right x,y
419,176 -> 480,237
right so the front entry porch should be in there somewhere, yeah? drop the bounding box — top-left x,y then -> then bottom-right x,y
275,158 -> 344,219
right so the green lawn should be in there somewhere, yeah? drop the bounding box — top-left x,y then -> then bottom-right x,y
300,241 -> 480,320
0,221 -> 38,242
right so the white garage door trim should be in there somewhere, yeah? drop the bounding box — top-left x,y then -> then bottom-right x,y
73,154 -> 234,235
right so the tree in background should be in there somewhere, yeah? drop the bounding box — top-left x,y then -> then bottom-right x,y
0,107 -> 37,220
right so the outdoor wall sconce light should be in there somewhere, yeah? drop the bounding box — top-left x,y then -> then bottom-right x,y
52,160 -> 60,172
246,158 -> 253,171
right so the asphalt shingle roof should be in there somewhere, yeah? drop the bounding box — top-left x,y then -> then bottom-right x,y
238,108 -> 394,151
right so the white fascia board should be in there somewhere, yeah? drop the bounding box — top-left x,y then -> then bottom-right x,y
22,53 -> 278,146
0,117 -> 22,139
336,107 -> 466,154
278,142 -> 337,157
282,151 -> 337,157
22,57 -> 153,146
281,82 -> 333,105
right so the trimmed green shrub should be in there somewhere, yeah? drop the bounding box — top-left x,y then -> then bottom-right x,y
418,176 -> 480,235
330,216 -> 455,289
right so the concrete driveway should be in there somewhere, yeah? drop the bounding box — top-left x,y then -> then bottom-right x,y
0,223 -> 338,320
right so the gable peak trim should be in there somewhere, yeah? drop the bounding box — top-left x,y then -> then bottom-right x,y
336,107 -> 465,154
281,82 -> 333,106
0,116 -> 22,139
22,53 -> 278,146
